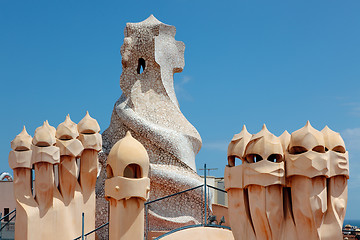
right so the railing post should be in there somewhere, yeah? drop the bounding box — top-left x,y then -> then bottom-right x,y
204,164 -> 207,226
0,212 -> 2,240
81,212 -> 84,240
145,204 -> 148,240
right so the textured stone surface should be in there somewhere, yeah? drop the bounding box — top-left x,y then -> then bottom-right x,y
97,15 -> 204,235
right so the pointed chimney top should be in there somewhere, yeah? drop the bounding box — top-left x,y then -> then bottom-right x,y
56,114 -> 79,140
78,111 -> 100,134
11,126 -> 33,151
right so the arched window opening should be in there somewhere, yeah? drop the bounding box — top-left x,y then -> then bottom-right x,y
228,156 -> 243,167
267,154 -> 283,163
124,164 -> 142,178
289,146 -> 307,154
312,145 -> 325,153
246,154 -> 263,163
137,58 -> 146,74
106,165 -> 114,179
333,146 -> 346,153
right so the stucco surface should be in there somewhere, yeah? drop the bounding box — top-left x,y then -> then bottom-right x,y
225,122 -> 349,240
160,226 -> 234,240
9,113 -> 101,240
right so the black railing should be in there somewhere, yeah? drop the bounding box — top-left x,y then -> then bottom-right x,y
0,209 -> 15,222
207,184 -> 227,193
0,209 -> 16,232
7,165 -> 228,239
144,164 -> 229,240
73,215 -> 109,240
144,184 -> 204,205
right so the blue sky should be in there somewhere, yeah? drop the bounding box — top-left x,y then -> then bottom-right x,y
1,1 -> 360,219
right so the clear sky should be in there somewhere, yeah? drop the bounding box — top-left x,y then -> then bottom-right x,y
1,1 -> 360,219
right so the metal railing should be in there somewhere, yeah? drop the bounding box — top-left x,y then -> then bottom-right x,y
73,213 -> 109,240
5,165 -> 227,240
145,164 -> 229,240
0,209 -> 16,232
74,164 -> 223,240
144,184 -> 205,239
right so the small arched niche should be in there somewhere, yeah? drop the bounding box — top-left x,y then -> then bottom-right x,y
137,58 -> 146,74
245,154 -> 263,163
267,154 -> 283,163
333,145 -> 346,153
228,156 -> 243,167
106,165 -> 114,179
123,164 -> 142,178
289,146 -> 308,155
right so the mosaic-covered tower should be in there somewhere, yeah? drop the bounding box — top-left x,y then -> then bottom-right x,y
97,15 -> 203,231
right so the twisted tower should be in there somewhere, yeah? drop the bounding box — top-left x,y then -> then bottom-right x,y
99,15 -> 203,232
